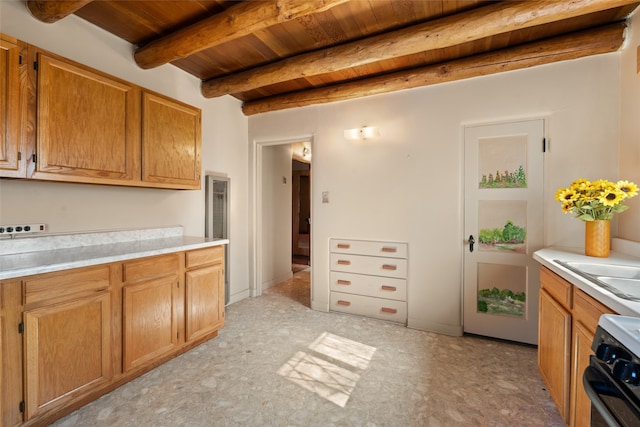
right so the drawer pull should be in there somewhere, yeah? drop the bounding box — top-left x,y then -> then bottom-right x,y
337,300 -> 351,307
381,285 -> 397,292
381,246 -> 397,253
382,264 -> 397,271
337,280 -> 352,285
337,243 -> 351,249
337,260 -> 351,265
381,307 -> 397,314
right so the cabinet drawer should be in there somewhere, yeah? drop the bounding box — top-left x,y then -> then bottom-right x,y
573,288 -> 614,335
123,254 -> 178,282
330,292 -> 407,324
540,267 -> 572,310
330,253 -> 407,278
186,246 -> 224,269
24,265 -> 111,306
330,272 -> 406,301
330,239 -> 407,259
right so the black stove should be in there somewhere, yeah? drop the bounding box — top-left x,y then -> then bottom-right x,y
585,314 -> 640,426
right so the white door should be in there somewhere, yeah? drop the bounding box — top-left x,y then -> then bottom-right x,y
463,119 -> 545,345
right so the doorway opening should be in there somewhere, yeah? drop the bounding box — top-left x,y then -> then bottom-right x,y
292,146 -> 311,273
254,136 -> 313,302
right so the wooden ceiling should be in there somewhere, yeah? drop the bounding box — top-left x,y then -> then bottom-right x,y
26,0 -> 640,115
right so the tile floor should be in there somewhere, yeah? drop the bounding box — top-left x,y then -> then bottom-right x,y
51,269 -> 564,426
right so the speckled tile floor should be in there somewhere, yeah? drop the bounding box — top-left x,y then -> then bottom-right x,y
51,269 -> 564,427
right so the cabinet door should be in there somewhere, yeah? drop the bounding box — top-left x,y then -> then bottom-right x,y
1,280 -> 23,427
570,320 -> 594,427
538,288 -> 571,422
142,92 -> 201,189
23,291 -> 112,420
0,35 -> 25,177
34,52 -> 140,184
123,275 -> 179,371
185,263 -> 224,342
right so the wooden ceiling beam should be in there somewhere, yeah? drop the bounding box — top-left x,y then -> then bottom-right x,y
204,0 -> 637,98
133,0 -> 349,70
241,23 -> 626,115
26,0 -> 94,23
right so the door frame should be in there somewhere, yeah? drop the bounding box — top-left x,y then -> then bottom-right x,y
460,115 -> 548,343
252,135 -> 314,297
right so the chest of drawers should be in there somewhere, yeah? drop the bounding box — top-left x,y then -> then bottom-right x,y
329,238 -> 408,324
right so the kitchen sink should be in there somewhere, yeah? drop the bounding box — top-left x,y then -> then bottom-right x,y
555,260 -> 640,301
559,261 -> 640,279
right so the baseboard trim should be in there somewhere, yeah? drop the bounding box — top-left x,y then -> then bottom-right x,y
407,317 -> 463,336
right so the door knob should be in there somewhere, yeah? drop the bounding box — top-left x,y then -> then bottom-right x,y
469,235 -> 475,252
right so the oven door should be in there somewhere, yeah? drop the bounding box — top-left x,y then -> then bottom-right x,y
584,357 -> 640,427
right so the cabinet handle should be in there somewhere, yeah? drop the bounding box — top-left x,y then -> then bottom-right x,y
382,264 -> 397,271
337,243 -> 351,249
337,300 -> 351,306
381,285 -> 397,292
381,246 -> 397,253
337,280 -> 351,285
381,307 -> 397,314
337,260 -> 351,265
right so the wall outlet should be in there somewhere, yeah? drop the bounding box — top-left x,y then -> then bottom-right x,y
0,223 -> 46,235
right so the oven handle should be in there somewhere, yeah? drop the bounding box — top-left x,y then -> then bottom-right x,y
583,364 -> 622,427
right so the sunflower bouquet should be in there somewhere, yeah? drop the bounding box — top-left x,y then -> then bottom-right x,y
555,179 -> 639,221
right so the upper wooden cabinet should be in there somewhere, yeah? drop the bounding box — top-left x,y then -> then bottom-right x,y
0,34 -> 29,178
142,92 -> 201,189
0,33 -> 202,189
32,52 -> 140,185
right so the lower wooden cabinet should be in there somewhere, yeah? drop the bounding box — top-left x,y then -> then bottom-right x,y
123,275 -> 179,370
122,254 -> 180,371
0,245 -> 225,427
1,279 -> 25,427
571,320 -> 595,427
538,287 -> 571,421
184,246 -> 225,343
23,291 -> 112,420
538,266 -> 614,427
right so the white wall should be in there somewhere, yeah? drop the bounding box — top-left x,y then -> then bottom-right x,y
619,10 -> 640,241
249,53 -> 621,335
0,0 -> 251,303
260,144 -> 293,289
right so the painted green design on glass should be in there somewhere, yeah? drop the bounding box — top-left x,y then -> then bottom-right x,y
480,165 -> 526,188
479,220 -> 526,253
477,287 -> 526,317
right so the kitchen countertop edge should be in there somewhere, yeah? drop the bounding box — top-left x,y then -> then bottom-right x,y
0,237 -> 229,281
533,246 -> 640,317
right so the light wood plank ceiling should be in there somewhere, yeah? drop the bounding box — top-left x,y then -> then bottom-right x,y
26,0 -> 640,115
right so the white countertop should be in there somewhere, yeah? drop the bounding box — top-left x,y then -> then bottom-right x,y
0,226 -> 228,280
533,242 -> 640,317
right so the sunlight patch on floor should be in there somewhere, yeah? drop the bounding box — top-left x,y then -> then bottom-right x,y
277,332 -> 376,407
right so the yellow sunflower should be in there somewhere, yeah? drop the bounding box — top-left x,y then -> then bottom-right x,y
556,178 -> 637,221
561,202 -> 574,213
598,188 -> 625,207
555,188 -> 578,203
617,180 -> 639,198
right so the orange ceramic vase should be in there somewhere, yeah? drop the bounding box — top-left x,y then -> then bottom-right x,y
585,220 -> 610,258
